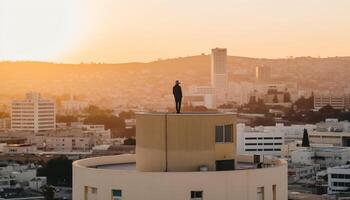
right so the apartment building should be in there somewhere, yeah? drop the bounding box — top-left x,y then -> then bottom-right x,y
11,93 -> 55,133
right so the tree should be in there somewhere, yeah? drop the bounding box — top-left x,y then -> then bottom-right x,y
119,110 -> 135,119
41,185 -> 56,200
56,115 -> 78,125
84,114 -> 125,130
302,129 -> 310,147
273,95 -> 279,103
123,138 -> 136,145
38,157 -> 72,186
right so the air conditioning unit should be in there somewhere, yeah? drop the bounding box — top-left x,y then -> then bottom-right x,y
199,165 -> 208,171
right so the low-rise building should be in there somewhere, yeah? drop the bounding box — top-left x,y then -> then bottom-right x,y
309,119 -> 350,147
291,147 -> 350,169
288,163 -> 320,183
327,165 -> 350,194
0,118 -> 11,132
3,144 -> 37,154
237,124 -> 284,156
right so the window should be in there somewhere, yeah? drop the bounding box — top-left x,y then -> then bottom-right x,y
84,186 -> 97,200
246,137 -> 257,140
257,187 -> 264,200
191,191 -> 203,200
246,143 -> 257,145
224,124 -> 233,142
272,185 -> 276,200
215,126 -> 224,143
215,124 -> 233,143
112,189 -> 122,200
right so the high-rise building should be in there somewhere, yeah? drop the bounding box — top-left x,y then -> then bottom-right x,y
256,65 -> 271,82
211,48 -> 228,89
73,112 -> 287,200
11,92 -> 55,133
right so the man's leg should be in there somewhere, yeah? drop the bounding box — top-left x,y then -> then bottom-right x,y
175,100 -> 179,113
178,98 -> 182,113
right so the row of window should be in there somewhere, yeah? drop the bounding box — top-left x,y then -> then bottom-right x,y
86,185 -> 277,200
215,124 -> 233,143
246,137 -> 282,140
331,174 -> 350,179
246,143 -> 282,146
246,148 -> 281,152
332,182 -> 350,187
87,188 -> 202,200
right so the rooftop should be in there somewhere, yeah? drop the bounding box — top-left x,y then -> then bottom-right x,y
136,112 -> 234,116
88,155 -> 281,172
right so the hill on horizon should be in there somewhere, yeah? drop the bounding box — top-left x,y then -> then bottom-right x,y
0,55 -> 350,106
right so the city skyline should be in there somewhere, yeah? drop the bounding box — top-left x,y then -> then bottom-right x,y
1,0 -> 350,63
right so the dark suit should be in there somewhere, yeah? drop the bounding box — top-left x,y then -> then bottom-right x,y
173,84 -> 182,113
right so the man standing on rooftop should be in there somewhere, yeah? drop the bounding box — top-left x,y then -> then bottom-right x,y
173,80 -> 182,114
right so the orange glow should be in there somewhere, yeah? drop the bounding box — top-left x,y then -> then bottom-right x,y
1,0 -> 350,63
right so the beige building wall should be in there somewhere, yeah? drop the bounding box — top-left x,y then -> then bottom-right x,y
136,114 -> 166,172
309,132 -> 345,146
136,113 -> 236,172
73,154 -> 288,200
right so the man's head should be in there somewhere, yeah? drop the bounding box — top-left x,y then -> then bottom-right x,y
175,80 -> 180,85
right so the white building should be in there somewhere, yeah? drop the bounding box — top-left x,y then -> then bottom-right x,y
61,99 -> 88,114
291,147 -> 350,169
28,134 -> 94,152
237,124 -> 284,156
288,163 -> 320,183
314,94 -> 350,110
186,86 -> 215,109
3,144 -> 37,154
309,119 -> 350,147
0,162 -> 40,188
11,92 -> 55,133
29,177 -> 47,191
72,124 -> 111,142
327,165 -> 350,194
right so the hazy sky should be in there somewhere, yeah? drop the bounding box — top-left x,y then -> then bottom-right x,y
1,0 -> 350,63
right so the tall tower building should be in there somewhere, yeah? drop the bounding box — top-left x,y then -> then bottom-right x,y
11,92 -> 56,133
256,65 -> 271,82
211,48 -> 228,89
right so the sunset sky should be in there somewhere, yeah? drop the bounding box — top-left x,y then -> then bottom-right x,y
1,0 -> 350,63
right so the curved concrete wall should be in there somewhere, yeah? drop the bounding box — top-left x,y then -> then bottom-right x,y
136,113 -> 236,172
73,154 -> 288,200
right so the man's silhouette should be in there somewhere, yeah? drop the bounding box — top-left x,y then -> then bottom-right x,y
173,80 -> 182,113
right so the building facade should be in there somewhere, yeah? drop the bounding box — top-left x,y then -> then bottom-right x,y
309,119 -> 350,147
314,94 -> 350,110
327,165 -> 350,194
237,124 -> 284,156
291,147 -> 350,169
211,48 -> 228,89
73,113 -> 288,200
256,65 -> 271,82
11,93 -> 55,133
